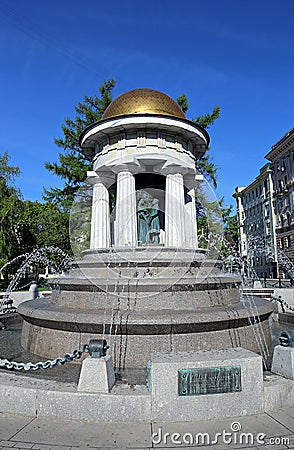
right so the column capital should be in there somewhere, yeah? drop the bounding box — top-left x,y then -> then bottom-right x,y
87,171 -> 101,185
195,174 -> 204,188
184,173 -> 204,190
87,171 -> 115,188
110,161 -> 141,175
111,164 -> 131,175
161,165 -> 188,177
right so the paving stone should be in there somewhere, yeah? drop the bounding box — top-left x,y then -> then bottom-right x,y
266,407 -> 294,433
1,447 -> 18,450
11,443 -> 34,449
151,412 -> 293,448
0,415 -> 35,441
46,447 -> 71,450
31,445 -> 52,450
32,447 -> 72,450
12,419 -> 151,448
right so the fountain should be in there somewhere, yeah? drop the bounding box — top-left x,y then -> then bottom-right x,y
17,88 -> 274,369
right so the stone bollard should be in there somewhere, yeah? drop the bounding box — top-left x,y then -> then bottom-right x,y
77,339 -> 115,393
29,282 -> 39,300
271,345 -> 294,380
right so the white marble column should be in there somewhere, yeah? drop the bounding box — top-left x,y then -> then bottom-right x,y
184,188 -> 198,248
88,172 -> 110,249
165,172 -> 185,247
114,167 -> 138,247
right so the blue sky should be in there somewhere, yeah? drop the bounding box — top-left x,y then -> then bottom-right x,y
0,0 -> 293,210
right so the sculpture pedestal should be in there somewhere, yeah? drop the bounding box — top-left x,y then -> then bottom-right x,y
18,248 -> 274,369
150,348 -> 264,422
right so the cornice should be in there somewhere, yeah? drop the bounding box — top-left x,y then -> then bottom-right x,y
265,128 -> 294,161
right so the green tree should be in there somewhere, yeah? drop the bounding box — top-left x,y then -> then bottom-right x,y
176,93 -> 220,188
44,79 -> 116,211
16,201 -> 71,253
221,208 -> 239,254
0,151 -> 23,268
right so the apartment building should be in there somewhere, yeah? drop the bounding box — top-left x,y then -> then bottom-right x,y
233,128 -> 294,279
233,163 -> 278,278
265,128 -> 294,266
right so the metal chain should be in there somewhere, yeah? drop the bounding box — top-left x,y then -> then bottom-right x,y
272,295 -> 294,312
0,296 -> 16,314
0,307 -> 17,315
0,344 -> 89,371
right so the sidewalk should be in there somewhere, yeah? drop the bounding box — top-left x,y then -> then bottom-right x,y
0,407 -> 293,450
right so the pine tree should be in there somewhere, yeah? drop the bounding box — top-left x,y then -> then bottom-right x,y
176,93 -> 220,188
44,79 -> 116,211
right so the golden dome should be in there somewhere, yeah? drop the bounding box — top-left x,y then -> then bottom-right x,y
102,88 -> 186,120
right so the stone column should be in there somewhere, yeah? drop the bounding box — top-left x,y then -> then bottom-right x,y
165,172 -> 185,247
87,172 -> 110,249
114,166 -> 138,247
184,188 -> 198,248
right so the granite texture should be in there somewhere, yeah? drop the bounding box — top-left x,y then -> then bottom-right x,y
77,355 -> 115,393
18,249 -> 274,368
264,373 -> 294,411
20,299 -> 273,368
150,348 -> 264,422
271,345 -> 294,380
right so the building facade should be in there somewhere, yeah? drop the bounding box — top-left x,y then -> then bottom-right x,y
265,128 -> 294,270
233,163 -> 278,278
234,127 -> 294,279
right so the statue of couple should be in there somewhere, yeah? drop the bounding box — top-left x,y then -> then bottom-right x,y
137,193 -> 160,245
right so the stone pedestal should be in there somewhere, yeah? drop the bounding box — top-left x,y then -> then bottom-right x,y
149,348 -> 264,422
77,355 -> 115,393
271,345 -> 294,380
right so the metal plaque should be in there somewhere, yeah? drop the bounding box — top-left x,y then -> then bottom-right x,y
178,366 -> 241,396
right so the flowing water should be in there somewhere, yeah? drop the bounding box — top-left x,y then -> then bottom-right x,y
0,247 -> 72,293
1,241 -> 293,385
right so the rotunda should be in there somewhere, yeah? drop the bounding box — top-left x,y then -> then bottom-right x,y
80,88 -> 209,249
18,88 -> 274,369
